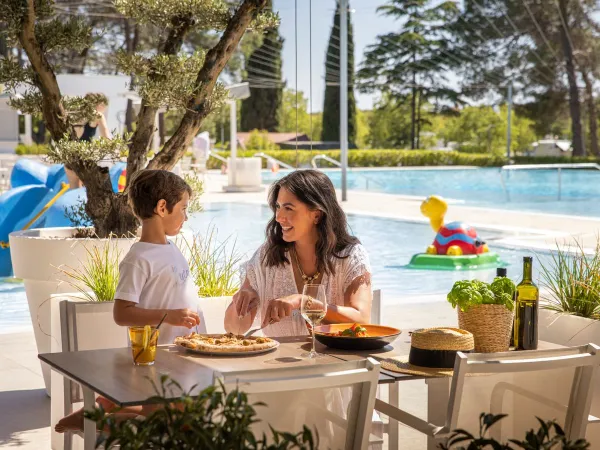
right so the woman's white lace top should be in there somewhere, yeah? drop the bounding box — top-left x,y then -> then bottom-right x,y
243,243 -> 371,337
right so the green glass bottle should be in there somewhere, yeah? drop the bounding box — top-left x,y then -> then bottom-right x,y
514,257 -> 539,350
496,267 -> 515,347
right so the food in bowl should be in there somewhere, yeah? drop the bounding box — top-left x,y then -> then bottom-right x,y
323,323 -> 369,337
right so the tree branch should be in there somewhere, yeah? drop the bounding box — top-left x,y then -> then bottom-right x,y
126,16 -> 193,183
147,0 -> 269,170
19,0 -> 73,141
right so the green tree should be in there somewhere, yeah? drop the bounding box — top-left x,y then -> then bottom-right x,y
0,0 -> 277,237
321,0 -> 357,146
357,0 -> 462,149
367,95 -> 413,149
241,0 -> 283,132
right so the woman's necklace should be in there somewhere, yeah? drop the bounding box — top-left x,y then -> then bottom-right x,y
292,247 -> 320,284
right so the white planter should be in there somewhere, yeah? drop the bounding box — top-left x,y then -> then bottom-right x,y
539,308 -> 600,446
199,295 -> 233,334
9,227 -> 138,395
50,294 -> 128,450
224,157 -> 263,192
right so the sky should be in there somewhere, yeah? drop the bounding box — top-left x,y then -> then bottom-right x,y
271,0 -> 398,113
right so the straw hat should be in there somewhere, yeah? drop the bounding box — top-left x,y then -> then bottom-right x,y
381,327 -> 475,377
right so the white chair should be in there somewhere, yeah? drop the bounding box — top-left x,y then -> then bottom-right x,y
56,299 -> 128,450
214,358 -> 381,450
375,344 -> 600,449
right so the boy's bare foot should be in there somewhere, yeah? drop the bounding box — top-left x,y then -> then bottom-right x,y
55,408 -> 84,433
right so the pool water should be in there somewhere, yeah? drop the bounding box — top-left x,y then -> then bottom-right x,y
0,202 -> 554,333
263,168 -> 600,217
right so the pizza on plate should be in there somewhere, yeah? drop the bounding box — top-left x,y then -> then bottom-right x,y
174,332 -> 278,353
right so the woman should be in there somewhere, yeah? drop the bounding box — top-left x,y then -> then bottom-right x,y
65,93 -> 113,189
224,169 -> 372,337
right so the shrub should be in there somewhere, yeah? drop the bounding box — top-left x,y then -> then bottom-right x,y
245,129 -> 280,151
88,375 -> 317,449
513,155 -> 600,165
441,413 -> 589,449
15,143 -> 49,155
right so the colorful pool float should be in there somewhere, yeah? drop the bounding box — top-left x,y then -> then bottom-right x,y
407,195 -> 503,271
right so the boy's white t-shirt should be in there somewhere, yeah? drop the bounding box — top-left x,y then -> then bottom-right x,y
115,241 -> 207,345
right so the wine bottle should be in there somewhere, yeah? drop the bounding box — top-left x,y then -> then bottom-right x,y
496,267 -> 514,347
514,257 -> 539,350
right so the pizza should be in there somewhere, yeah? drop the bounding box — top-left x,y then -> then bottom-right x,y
174,332 -> 278,353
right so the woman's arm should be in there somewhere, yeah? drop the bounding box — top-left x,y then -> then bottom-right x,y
324,273 -> 372,324
97,113 -> 112,139
224,278 -> 260,334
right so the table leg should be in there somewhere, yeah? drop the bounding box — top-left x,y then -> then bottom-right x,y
82,387 -> 96,450
426,378 -> 450,450
388,382 -> 400,450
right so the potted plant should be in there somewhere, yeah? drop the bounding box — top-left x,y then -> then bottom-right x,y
88,376 -> 317,449
2,0 -> 277,394
536,239 -> 600,448
447,277 -> 516,352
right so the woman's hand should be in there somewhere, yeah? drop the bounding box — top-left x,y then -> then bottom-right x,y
234,287 -> 259,318
262,295 -> 301,327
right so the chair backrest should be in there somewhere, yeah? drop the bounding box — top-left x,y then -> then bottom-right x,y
445,344 -> 600,441
214,358 -> 380,450
371,289 -> 382,325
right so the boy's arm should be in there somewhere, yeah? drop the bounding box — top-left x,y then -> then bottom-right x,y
113,299 -> 199,328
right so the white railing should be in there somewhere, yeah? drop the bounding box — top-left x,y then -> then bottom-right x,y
253,152 -> 295,170
311,154 -> 342,169
207,150 -> 228,165
311,154 -> 385,190
500,163 -> 600,201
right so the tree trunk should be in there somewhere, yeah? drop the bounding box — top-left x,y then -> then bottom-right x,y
558,0 -> 585,157
18,0 -> 73,142
582,69 -> 599,156
148,0 -> 270,170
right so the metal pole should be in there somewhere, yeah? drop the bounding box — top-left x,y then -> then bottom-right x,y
340,0 -> 348,201
230,100 -> 237,186
506,81 -> 512,159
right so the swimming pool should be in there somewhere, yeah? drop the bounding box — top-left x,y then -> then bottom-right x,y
263,168 -> 600,217
0,202 -> 553,333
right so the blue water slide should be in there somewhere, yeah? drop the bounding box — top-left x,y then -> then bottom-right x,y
0,160 -> 127,277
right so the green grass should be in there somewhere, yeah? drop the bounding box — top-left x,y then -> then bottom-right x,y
539,238 -> 600,319
57,240 -> 121,302
185,227 -> 242,298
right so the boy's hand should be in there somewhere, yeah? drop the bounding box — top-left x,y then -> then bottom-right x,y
166,309 -> 200,328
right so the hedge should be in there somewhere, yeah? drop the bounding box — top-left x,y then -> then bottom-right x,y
206,149 -> 508,169
512,155 -> 600,165
15,143 -> 49,155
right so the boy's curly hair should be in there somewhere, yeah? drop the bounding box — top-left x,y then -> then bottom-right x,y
128,170 -> 192,220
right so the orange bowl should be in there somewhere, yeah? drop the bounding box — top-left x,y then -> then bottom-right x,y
313,323 -> 402,350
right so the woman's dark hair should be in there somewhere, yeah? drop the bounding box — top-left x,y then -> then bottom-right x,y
263,170 -> 359,275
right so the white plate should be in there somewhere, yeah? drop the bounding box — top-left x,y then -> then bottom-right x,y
175,340 -> 280,357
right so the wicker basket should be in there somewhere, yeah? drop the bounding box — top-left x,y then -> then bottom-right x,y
457,304 -> 514,353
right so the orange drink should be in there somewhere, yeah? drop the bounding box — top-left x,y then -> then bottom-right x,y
128,325 -> 159,366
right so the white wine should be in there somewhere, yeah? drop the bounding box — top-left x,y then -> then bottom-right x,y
302,310 -> 326,326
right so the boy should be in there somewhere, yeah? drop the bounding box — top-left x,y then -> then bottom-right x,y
56,169 -> 205,433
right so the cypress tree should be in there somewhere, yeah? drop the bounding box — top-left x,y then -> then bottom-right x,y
322,0 -> 357,146
241,1 -> 283,132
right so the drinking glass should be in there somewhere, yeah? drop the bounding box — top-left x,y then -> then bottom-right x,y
300,284 -> 327,359
129,326 -> 160,366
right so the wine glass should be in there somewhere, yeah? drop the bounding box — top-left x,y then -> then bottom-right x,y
300,284 -> 327,359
